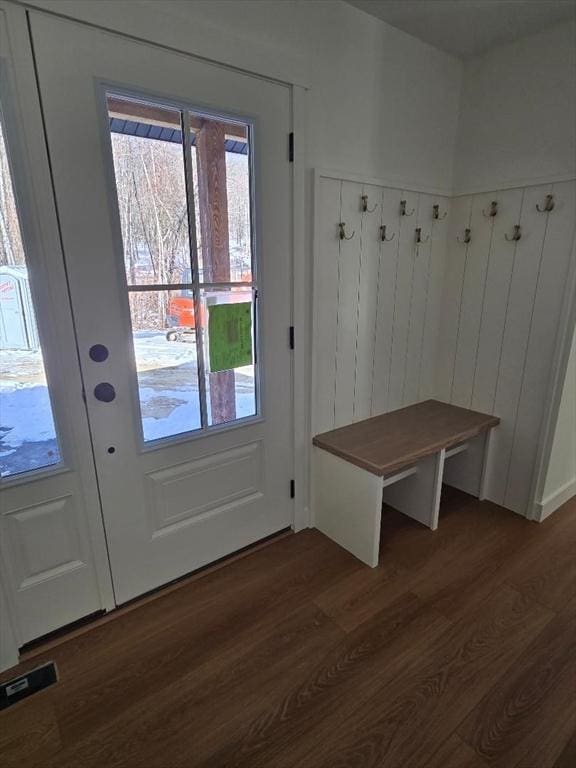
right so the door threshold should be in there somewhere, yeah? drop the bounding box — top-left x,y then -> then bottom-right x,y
19,527 -> 293,664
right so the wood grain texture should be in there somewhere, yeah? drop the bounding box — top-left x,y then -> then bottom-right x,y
553,729 -> 576,768
0,697 -> 60,767
313,399 -> 499,475
196,117 -> 236,423
426,734 -> 489,768
458,604 -> 576,767
1,493 -> 574,768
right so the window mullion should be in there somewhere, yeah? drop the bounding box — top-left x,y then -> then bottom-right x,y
181,110 -> 208,430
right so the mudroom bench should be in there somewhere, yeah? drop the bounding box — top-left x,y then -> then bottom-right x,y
312,400 -> 500,567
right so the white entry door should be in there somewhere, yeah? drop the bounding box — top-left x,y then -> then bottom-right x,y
29,13 -> 294,603
0,3 -> 114,650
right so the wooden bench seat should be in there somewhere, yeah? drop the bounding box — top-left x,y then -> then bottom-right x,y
312,400 -> 500,567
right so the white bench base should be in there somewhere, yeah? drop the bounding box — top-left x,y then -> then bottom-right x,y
313,431 -> 491,568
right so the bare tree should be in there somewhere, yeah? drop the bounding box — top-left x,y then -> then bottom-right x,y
0,122 -> 25,267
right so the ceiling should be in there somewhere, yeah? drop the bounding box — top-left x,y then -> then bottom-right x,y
345,0 -> 576,58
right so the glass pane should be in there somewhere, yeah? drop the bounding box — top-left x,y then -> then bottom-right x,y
128,290 -> 201,442
107,94 -> 192,286
190,114 -> 253,283
0,118 -> 62,477
198,287 -> 257,426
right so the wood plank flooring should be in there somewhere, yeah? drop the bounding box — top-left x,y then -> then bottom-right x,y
1,488 -> 574,768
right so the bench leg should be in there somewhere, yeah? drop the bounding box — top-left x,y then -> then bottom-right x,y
313,448 -> 383,567
443,432 -> 490,499
381,450 -> 445,530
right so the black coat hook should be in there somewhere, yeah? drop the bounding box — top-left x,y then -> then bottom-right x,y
432,204 -> 447,220
379,224 -> 395,242
338,222 -> 355,241
482,200 -> 498,218
457,227 -> 471,244
505,224 -> 522,242
536,194 -> 555,213
415,227 -> 430,244
400,200 -> 414,217
361,194 -> 378,213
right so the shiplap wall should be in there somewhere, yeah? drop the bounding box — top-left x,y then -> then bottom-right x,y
313,177 -> 451,433
438,180 -> 576,515
313,176 -> 576,516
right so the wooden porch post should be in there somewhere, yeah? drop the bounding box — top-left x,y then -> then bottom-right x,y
195,119 -> 236,424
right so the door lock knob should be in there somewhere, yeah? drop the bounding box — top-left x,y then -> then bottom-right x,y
94,382 -> 116,402
89,344 -> 109,362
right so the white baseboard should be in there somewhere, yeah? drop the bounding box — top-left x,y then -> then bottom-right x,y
534,478 -> 576,521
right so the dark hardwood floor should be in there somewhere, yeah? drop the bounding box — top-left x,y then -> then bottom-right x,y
1,487 -> 575,768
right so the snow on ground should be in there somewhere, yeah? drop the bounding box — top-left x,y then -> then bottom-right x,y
1,331 -> 255,476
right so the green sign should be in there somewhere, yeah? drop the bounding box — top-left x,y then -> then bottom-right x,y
208,302 -> 253,373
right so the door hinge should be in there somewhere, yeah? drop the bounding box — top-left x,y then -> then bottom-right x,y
288,132 -> 294,162
289,326 -> 295,350
290,479 -> 295,499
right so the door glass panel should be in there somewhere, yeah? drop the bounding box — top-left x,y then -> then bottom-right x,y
108,95 -> 190,286
0,117 -> 62,477
189,118 -> 253,283
106,93 -> 259,443
127,290 -> 201,442
199,286 -> 257,426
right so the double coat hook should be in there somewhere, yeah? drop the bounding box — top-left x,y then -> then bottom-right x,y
415,227 -> 430,245
505,224 -> 522,242
457,228 -> 472,244
536,194 -> 555,213
338,222 -> 355,241
400,200 -> 415,217
361,194 -> 378,213
483,200 -> 498,218
379,224 -> 395,242
432,204 -> 447,220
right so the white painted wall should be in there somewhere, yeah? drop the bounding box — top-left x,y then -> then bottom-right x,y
454,20 -> 576,193
29,0 -> 462,191
539,326 -> 576,518
313,176 -> 451,436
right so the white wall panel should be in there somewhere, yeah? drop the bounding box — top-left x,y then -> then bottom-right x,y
388,190 -> 419,411
419,197 -> 450,399
354,184 -> 382,421
371,187 -> 403,415
450,193 -> 496,407
312,177 -> 341,434
404,194 -> 434,406
481,186 -> 549,503
440,180 -> 576,514
314,174 -> 574,518
334,182 -> 363,427
436,195 -> 473,401
471,188 -> 533,414
504,180 -> 576,512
